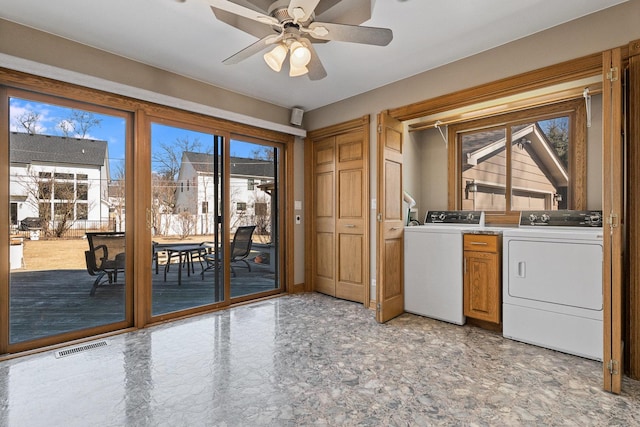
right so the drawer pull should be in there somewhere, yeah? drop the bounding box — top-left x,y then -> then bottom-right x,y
470,241 -> 488,245
345,224 -> 356,228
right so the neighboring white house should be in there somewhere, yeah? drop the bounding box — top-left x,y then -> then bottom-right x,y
9,132 -> 111,229
173,151 -> 275,236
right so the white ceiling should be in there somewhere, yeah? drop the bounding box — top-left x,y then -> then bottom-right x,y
0,0 -> 627,111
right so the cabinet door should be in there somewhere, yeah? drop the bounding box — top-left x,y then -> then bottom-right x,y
464,251 -> 500,323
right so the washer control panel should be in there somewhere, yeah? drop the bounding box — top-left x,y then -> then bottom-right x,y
425,210 -> 485,225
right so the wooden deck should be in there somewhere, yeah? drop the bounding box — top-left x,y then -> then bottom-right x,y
9,262 -> 278,344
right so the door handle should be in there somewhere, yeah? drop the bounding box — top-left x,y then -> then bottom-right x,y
517,261 -> 526,278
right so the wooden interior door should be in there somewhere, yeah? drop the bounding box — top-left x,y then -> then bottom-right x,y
335,131 -> 367,302
312,136 -> 336,296
602,47 -> 624,394
307,117 -> 370,304
376,112 -> 405,322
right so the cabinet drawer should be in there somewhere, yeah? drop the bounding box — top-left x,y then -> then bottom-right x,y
463,234 -> 499,252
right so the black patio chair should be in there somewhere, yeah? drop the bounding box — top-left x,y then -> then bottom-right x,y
201,225 -> 256,278
85,231 -> 125,296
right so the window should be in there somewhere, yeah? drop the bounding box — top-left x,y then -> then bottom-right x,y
451,99 -> 586,212
54,202 -> 72,220
38,180 -> 52,199
54,182 -> 74,200
77,183 -> 88,201
247,178 -> 254,190
76,203 -> 88,220
202,201 -> 208,214
237,202 -> 247,211
255,202 -> 267,217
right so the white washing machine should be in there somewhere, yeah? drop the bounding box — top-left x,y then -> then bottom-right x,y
502,210 -> 604,360
404,211 -> 484,325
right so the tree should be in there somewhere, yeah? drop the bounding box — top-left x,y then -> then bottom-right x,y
18,169 -> 95,237
151,136 -> 202,236
251,145 -> 276,161
110,164 -> 126,232
15,111 -> 41,134
541,118 -> 569,169
57,110 -> 103,138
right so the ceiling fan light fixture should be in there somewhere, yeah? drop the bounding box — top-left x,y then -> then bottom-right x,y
263,43 -> 288,72
289,63 -> 309,77
289,41 -> 311,68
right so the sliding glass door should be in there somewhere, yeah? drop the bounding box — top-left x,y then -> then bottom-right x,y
6,91 -> 131,350
1,73 -> 291,355
229,138 -> 281,300
150,122 -> 224,317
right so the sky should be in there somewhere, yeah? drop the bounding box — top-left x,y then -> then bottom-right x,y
9,97 -> 261,174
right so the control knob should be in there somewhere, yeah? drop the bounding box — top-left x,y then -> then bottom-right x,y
528,213 -> 538,224
438,213 -> 446,221
540,213 -> 550,223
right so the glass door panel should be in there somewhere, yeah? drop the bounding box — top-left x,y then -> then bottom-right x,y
8,96 -> 129,345
229,139 -> 280,299
150,123 -> 223,316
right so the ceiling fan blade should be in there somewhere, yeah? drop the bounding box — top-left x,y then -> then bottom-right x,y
222,34 -> 281,65
299,38 -> 327,80
308,22 -> 393,46
207,0 -> 279,26
288,0 -> 321,23
226,0 -> 273,14
210,6 -> 278,39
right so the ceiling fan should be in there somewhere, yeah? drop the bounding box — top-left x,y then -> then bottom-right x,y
207,0 -> 393,80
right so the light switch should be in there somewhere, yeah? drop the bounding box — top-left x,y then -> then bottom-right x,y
371,198 -> 377,209
294,200 -> 302,210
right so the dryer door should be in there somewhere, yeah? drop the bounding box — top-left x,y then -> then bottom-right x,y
506,238 -> 603,311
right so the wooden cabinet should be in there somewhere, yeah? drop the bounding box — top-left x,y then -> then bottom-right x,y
463,233 -> 501,325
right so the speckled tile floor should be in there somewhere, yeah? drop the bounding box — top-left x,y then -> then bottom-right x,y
1,293 -> 640,426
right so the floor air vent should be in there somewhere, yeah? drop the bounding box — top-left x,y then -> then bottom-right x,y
55,340 -> 108,358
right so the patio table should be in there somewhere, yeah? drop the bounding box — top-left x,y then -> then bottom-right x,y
162,244 -> 209,285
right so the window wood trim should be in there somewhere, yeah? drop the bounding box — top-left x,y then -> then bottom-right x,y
447,98 -> 586,218
388,51 -> 608,122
